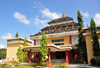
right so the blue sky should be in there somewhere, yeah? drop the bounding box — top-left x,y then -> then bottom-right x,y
0,0 -> 100,48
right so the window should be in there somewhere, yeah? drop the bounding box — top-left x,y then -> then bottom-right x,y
54,43 -> 64,45
52,39 -> 64,42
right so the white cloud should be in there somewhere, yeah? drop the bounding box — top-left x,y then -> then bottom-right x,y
14,12 -> 30,25
34,18 -> 49,28
34,1 -> 37,4
36,15 -> 39,18
0,44 -> 6,49
40,8 -> 61,19
94,13 -> 100,25
1,33 -> 12,40
81,11 -> 90,18
33,6 -> 37,8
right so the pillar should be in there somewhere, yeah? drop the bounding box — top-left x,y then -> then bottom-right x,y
47,48 -> 52,67
37,52 -> 40,64
33,40 -> 36,63
28,49 -> 32,65
70,35 -> 72,44
68,51 -> 70,63
34,40 -> 36,45
33,52 -> 35,63
65,50 -> 69,65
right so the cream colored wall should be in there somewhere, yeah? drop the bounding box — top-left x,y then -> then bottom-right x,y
47,36 -> 70,45
85,34 -> 100,65
6,43 -> 23,62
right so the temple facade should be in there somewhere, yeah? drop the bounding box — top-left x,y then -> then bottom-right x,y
6,12 -> 100,66
26,12 -> 79,66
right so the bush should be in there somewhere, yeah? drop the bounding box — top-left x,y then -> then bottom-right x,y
61,64 -> 68,68
30,63 -> 36,66
1,64 -> 11,68
96,59 -> 100,66
90,58 -> 96,65
42,62 -> 47,67
72,59 -> 79,64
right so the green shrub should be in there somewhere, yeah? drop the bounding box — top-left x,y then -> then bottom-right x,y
26,58 -> 29,62
42,62 -> 47,67
72,59 -> 79,64
1,64 -> 11,68
30,63 -> 36,66
61,64 -> 68,68
90,58 -> 96,65
96,59 -> 100,65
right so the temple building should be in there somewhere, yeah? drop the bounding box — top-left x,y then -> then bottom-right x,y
24,12 -> 79,66
6,12 -> 100,66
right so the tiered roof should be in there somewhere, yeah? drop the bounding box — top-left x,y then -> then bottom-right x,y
31,12 -> 78,36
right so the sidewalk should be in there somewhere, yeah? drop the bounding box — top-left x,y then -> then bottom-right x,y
67,64 -> 100,68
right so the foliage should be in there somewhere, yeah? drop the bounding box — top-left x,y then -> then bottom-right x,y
15,32 -> 19,37
72,59 -> 79,64
0,49 -> 6,59
24,36 -> 27,46
9,61 -> 19,64
23,49 -> 28,62
30,63 -> 36,66
16,46 -> 23,63
76,9 -> 87,57
60,64 -> 68,68
40,32 -> 48,66
23,36 -> 28,62
90,17 -> 100,56
1,64 -> 11,68
90,58 -> 96,65
96,59 -> 100,65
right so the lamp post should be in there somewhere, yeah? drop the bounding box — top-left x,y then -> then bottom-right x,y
7,56 -> 9,62
0,60 -> 2,68
12,56 -> 14,67
45,55 -> 48,64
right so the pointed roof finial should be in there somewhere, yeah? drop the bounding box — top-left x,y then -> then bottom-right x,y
87,24 -> 89,27
62,12 -> 66,18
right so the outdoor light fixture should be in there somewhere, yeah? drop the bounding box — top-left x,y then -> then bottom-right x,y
45,55 -> 48,59
12,56 -> 15,59
12,56 -> 15,67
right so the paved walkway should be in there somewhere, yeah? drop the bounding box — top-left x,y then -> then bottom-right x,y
67,64 -> 100,68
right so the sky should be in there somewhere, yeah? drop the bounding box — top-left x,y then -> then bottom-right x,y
0,0 -> 100,48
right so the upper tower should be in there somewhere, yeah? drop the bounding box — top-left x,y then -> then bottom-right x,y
62,12 -> 66,18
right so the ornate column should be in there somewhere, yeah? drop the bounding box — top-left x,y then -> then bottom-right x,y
28,49 -> 32,65
33,52 -> 35,63
47,48 -> 52,67
65,50 -> 69,65
37,52 -> 40,64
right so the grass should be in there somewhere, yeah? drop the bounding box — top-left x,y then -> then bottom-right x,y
1,64 -> 68,68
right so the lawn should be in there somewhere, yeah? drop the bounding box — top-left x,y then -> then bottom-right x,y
1,64 -> 68,68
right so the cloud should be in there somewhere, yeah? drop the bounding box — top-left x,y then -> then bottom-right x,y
33,6 -> 37,8
1,33 -> 12,40
34,18 -> 49,28
40,8 -> 61,19
14,12 -> 30,25
94,13 -> 100,25
81,11 -> 90,18
33,1 -> 37,5
0,44 -> 6,49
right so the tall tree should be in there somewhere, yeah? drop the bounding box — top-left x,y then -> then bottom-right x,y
24,36 -> 27,46
76,9 -> 87,59
0,49 -> 6,59
90,17 -> 100,56
40,32 -> 48,66
16,46 -> 23,62
23,36 -> 28,62
15,32 -> 19,37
